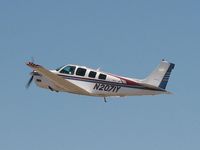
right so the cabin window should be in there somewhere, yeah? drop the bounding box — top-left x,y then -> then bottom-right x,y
60,66 -> 76,75
88,71 -> 97,78
99,74 -> 107,80
76,68 -> 86,76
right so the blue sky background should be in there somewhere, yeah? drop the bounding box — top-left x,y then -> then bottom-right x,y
0,0 -> 200,149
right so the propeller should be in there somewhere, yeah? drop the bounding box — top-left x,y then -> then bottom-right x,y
26,73 -> 34,89
31,57 -> 35,63
26,57 -> 35,89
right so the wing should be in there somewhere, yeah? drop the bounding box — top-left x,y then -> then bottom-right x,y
26,62 -> 91,95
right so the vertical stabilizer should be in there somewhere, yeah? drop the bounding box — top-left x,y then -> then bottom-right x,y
142,60 -> 175,89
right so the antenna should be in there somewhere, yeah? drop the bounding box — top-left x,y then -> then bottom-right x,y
97,67 -> 101,71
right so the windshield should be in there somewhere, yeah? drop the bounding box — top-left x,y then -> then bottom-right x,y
60,66 -> 76,75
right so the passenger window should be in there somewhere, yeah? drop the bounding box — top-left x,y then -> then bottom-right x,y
88,71 -> 97,78
76,68 -> 86,76
60,66 -> 76,75
99,74 -> 107,80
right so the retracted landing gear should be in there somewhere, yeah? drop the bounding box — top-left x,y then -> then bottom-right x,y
48,86 -> 59,92
48,86 -> 54,91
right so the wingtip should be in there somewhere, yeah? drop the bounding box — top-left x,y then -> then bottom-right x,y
26,62 -> 40,68
26,61 -> 31,66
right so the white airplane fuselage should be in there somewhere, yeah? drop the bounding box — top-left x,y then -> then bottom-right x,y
32,64 -> 168,97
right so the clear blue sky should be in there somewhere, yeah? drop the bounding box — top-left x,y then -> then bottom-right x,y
0,0 -> 200,150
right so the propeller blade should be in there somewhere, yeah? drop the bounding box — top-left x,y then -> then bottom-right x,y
26,75 -> 34,89
31,57 -> 35,63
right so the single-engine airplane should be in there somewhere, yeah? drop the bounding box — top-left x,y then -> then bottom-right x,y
26,60 -> 175,102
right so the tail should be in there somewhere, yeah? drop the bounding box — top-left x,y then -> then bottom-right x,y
142,60 -> 175,89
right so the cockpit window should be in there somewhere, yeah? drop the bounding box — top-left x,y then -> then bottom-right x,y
60,66 -> 76,75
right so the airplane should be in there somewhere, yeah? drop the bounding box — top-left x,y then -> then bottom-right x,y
26,59 -> 175,102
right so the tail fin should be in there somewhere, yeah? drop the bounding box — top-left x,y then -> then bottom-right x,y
142,60 -> 175,89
